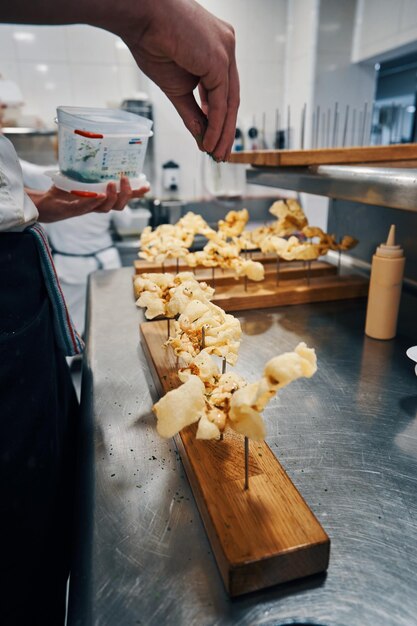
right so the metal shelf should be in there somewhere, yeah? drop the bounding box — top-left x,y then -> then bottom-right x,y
3,127 -> 56,136
247,164 -> 417,212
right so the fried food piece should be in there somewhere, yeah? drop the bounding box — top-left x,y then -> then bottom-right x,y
153,343 -> 317,442
153,375 -> 205,438
302,226 -> 358,252
228,342 -> 317,440
135,272 -> 214,319
167,299 -> 242,365
269,198 -> 308,236
338,235 -> 358,251
218,208 -> 249,238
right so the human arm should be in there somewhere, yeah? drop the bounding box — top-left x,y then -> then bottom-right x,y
26,177 -> 149,223
1,0 -> 239,161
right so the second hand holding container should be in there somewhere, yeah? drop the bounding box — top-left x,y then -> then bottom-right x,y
365,224 -> 405,340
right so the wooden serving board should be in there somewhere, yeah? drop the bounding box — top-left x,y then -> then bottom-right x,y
209,273 -> 368,312
134,258 -> 337,293
134,268 -> 367,312
228,143 -> 417,167
140,320 -> 330,596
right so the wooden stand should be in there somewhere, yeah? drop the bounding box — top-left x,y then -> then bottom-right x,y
134,258 -> 368,312
140,320 -> 330,596
208,273 -> 368,312
134,256 -> 337,283
228,143 -> 417,167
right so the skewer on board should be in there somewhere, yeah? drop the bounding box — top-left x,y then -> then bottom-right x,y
244,437 -> 249,490
244,244 -> 248,292
219,357 -> 227,441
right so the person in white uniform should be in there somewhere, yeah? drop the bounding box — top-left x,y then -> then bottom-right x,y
0,1 -> 239,624
20,160 -> 149,336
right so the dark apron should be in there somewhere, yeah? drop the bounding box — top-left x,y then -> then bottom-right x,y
0,230 -> 79,625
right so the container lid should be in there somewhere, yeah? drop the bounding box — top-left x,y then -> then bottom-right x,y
46,170 -> 149,196
57,106 -> 153,135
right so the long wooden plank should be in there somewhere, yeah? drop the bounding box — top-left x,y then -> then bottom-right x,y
133,259 -> 337,293
140,320 -> 330,596
228,143 -> 417,167
134,267 -> 367,312
210,273 -> 368,312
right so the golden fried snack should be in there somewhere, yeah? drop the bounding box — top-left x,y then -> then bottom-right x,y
135,272 -> 214,319
167,299 -> 242,365
302,226 -> 358,253
337,235 -> 358,251
218,208 -> 249,238
269,198 -> 308,236
186,237 -> 265,281
153,343 -> 317,441
228,342 -> 317,440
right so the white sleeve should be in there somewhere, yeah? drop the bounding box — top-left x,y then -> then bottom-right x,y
20,159 -> 54,192
0,136 -> 38,231
110,205 -> 134,230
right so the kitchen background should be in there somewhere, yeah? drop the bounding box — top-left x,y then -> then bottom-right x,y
1,0 -> 417,233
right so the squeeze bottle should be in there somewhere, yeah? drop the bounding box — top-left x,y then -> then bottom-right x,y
365,225 -> 405,340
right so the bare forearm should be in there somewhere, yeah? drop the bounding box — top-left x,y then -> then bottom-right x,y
25,188 -> 43,207
3,0 -> 239,160
0,0 -> 148,37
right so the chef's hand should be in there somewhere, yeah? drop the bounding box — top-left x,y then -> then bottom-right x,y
3,0 -> 239,160
27,177 -> 150,223
119,0 -> 239,161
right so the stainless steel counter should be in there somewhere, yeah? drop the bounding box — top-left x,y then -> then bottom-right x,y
68,267 -> 417,626
247,165 -> 417,212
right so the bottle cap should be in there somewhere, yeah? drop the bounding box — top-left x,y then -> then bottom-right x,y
376,224 -> 404,258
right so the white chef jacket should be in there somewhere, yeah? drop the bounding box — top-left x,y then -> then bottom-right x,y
0,135 -> 38,231
19,159 -> 134,285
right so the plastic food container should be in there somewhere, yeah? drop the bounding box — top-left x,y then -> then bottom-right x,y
56,106 -> 153,186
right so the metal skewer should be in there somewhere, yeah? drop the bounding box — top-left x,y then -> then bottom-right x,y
212,267 -> 215,289
219,358 -> 227,441
326,108 -> 331,147
276,255 -> 280,286
332,102 -> 339,147
300,103 -> 306,150
342,105 -> 350,147
321,111 -> 326,148
287,105 -> 291,149
361,102 -> 368,146
201,325 -> 205,349
315,105 -> 320,149
244,244 -> 248,292
351,108 -> 356,146
311,110 -> 316,149
244,437 -> 249,490
167,317 -> 171,340
274,108 -> 280,149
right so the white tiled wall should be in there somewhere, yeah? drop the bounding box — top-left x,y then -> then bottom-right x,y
284,0 -> 319,150
0,24 -> 146,128
353,0 -> 417,62
0,1 -> 288,199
